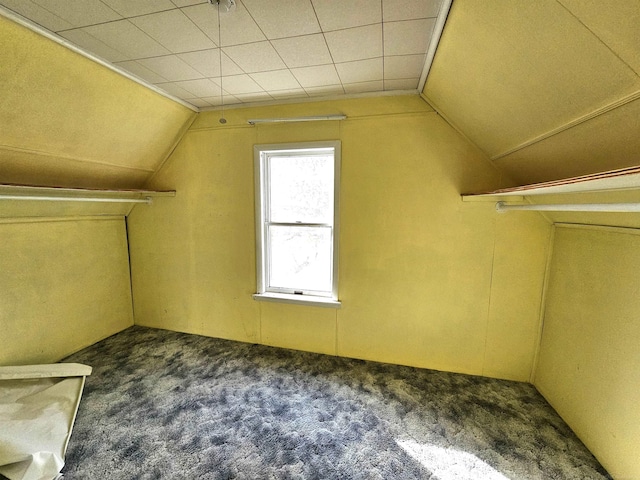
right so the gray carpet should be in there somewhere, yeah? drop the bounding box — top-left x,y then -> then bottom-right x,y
58,326 -> 611,479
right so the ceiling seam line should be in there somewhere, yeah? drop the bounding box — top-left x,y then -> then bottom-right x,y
197,89 -> 419,112
0,144 -> 156,173
56,6 -> 188,34
309,1 -> 343,95
41,0 -> 119,31
143,109 -> 199,188
491,89 -> 640,161
76,29 -> 134,71
554,0 -> 640,79
237,0 -> 277,98
185,4 -> 221,49
421,93 -> 505,178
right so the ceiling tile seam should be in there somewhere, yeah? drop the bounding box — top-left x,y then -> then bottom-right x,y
10,3 -> 68,32
334,72 -> 360,90
175,5 -> 219,49
121,44 -> 275,64
42,0 -> 122,30
313,21 -> 383,34
310,0 -> 369,92
320,40 -> 374,91
57,4 -> 188,32
380,1 -> 439,23
54,16 -> 127,34
335,56 -> 386,83
219,41 -> 289,73
236,0 -> 291,81
114,61 -> 171,84
65,26 -> 137,66
284,32 -> 335,70
249,48 -> 304,91
257,39 -> 307,92
106,35 -> 400,67
490,89 -> 640,161
308,0 -> 323,35
111,19 -> 172,56
0,2 -> 134,65
555,0 -> 640,78
60,19 -> 171,60
143,50 -> 243,80
246,73 -> 303,93
238,0 -> 273,40
196,89 -> 420,114
0,144 -> 157,174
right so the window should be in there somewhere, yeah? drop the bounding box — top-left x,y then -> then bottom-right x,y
253,141 -> 340,307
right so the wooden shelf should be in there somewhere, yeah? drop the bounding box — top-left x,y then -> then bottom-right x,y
462,166 -> 640,201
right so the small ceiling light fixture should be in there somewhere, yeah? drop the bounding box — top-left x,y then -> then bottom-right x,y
210,0 -> 236,13
207,0 -> 236,123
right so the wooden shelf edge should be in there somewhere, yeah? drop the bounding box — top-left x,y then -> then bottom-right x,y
463,166 -> 640,198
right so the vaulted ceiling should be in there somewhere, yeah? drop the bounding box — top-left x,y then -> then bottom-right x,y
0,12 -> 196,190
0,0 -> 449,108
423,0 -> 640,185
1,0 -> 639,191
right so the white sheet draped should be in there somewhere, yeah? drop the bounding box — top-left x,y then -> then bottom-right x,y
0,364 -> 91,480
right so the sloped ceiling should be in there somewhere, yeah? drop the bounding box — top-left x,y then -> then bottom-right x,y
3,0 -> 639,192
423,0 -> 640,185
0,0 -> 449,109
0,14 -> 196,190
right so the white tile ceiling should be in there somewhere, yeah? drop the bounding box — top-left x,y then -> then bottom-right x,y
0,0 -> 448,110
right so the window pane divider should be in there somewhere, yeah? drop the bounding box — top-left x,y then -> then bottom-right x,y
267,222 -> 332,227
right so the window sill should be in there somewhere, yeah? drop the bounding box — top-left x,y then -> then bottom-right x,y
252,293 -> 341,308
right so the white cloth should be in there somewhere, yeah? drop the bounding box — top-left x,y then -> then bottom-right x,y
0,364 -> 91,480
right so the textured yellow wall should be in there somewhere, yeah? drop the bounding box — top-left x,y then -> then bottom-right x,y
0,217 -> 133,365
128,96 -> 551,381
423,0 -> 640,185
0,15 -> 195,189
535,225 -> 640,479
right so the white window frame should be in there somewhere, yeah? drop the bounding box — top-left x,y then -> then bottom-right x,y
253,141 -> 341,308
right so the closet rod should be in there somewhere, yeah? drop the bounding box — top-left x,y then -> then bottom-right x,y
0,195 -> 152,204
496,201 -> 640,213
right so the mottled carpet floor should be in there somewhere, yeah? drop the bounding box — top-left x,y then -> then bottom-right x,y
57,326 -> 610,479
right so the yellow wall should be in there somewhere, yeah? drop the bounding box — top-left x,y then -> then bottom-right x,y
128,95 -> 551,381
534,224 -> 640,479
0,217 -> 134,365
0,15 -> 195,190
424,0 -> 640,185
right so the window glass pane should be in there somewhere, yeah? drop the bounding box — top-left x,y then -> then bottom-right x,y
268,153 -> 334,224
268,225 -> 332,292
